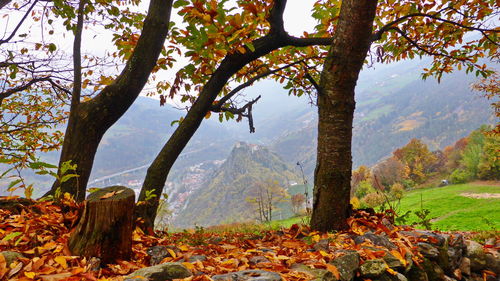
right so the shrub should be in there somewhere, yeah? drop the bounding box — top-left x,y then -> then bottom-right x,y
390,183 -> 404,200
449,169 -> 473,184
361,192 -> 385,208
355,180 -> 375,198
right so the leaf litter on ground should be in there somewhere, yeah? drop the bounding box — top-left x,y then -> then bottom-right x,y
0,195 -> 496,280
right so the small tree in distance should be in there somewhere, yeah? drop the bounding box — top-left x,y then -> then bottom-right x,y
246,181 -> 289,223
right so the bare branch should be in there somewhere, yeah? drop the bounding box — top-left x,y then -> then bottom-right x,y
213,95 -> 261,133
0,0 -> 39,45
211,60 -> 305,112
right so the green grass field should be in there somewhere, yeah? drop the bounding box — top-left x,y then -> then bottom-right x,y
393,182 -> 499,231
270,182 -> 500,231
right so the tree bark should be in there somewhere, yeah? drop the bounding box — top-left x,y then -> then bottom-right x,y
309,0 -> 378,232
68,186 -> 135,264
43,0 -> 173,201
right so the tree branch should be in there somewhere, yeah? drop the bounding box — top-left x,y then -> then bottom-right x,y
210,59 -> 305,112
213,95 -> 261,133
70,0 -> 85,108
0,76 -> 52,105
0,0 -> 39,45
372,11 -> 500,45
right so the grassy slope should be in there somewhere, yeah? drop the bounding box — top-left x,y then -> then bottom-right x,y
395,182 -> 499,231
270,182 -> 500,231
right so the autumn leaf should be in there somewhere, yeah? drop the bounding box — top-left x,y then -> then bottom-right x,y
325,264 -> 340,280
54,256 -> 68,269
0,253 -> 7,280
100,191 -> 117,199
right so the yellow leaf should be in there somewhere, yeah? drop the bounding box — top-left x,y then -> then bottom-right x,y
24,271 -> 36,279
178,244 -> 189,251
205,111 -> 211,119
167,248 -> 177,259
319,250 -> 329,257
182,262 -> 195,270
237,46 -> 246,54
54,256 -> 67,269
386,267 -> 398,275
312,234 -> 321,243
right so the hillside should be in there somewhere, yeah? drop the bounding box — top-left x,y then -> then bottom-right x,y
271,68 -> 495,179
173,142 -> 300,228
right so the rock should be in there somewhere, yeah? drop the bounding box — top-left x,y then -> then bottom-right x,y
465,240 -> 487,272
383,251 -> 403,270
0,251 -> 24,266
459,257 -> 471,276
125,263 -> 191,281
354,233 -> 397,250
147,245 -> 178,265
212,270 -> 281,281
359,259 -> 387,278
421,258 -> 445,281
314,239 -> 330,252
407,264 -> 429,281
290,264 -> 337,281
447,234 -> 466,271
485,253 -> 500,275
249,256 -> 270,264
400,230 -> 446,247
89,257 -> 101,271
373,272 -> 408,281
418,242 -> 440,259
331,250 -> 360,281
188,255 -> 207,263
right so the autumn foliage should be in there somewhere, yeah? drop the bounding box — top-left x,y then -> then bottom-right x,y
0,195 -> 453,281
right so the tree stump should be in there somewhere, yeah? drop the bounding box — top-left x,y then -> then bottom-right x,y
68,186 -> 135,264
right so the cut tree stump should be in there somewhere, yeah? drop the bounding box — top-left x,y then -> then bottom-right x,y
68,186 -> 135,263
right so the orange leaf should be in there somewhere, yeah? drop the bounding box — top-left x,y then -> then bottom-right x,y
100,191 -> 117,200
0,253 -> 7,280
325,264 -> 340,280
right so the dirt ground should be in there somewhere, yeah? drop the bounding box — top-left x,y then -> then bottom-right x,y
460,192 -> 500,199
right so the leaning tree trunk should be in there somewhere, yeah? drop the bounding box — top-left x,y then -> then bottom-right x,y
68,186 -> 135,264
310,0 -> 378,232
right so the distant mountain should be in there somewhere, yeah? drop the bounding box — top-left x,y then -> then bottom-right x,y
269,66 -> 495,179
172,142 -> 300,228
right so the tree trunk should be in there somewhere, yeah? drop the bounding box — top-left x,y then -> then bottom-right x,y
310,0 -> 378,232
43,0 -> 173,201
68,186 -> 135,264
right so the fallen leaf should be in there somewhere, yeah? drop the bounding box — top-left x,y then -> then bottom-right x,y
24,271 -> 36,279
54,256 -> 68,269
100,191 -> 117,199
167,248 -> 177,259
325,264 -> 340,280
39,272 -> 72,281
0,253 -> 7,280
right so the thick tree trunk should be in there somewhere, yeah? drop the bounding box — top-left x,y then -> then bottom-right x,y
68,186 -> 135,264
309,0 -> 378,232
43,0 -> 173,201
